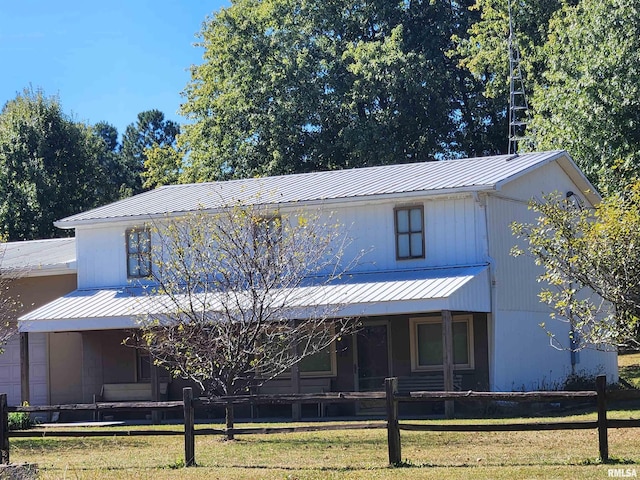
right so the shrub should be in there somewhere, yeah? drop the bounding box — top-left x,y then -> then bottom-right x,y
562,372 -> 600,391
8,403 -> 34,430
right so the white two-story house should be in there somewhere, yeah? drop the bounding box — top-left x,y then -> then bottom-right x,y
18,150 -> 618,413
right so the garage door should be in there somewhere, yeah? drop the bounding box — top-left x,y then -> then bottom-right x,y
0,333 -> 48,406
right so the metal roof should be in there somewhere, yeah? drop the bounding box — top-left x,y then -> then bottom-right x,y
55,151 -> 577,228
1,238 -> 76,277
18,265 -> 490,332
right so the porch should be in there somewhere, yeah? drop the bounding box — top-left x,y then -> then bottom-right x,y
16,309 -> 489,422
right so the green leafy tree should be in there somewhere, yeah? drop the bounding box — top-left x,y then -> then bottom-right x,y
141,144 -> 183,189
512,184 -> 640,350
0,88 -> 122,240
121,110 -> 180,194
93,121 -> 135,199
455,0 -> 572,100
94,121 -> 119,152
529,0 -> 640,193
458,0 -> 639,193
180,0 -> 505,181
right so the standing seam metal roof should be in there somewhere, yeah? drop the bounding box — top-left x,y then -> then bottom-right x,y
56,151 -> 567,227
0,238 -> 76,274
18,265 -> 489,331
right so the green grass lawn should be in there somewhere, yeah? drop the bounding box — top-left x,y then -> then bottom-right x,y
7,354 -> 640,479
9,412 -> 640,479
620,352 -> 640,388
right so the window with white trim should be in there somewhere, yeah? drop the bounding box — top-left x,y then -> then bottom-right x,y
409,315 -> 474,371
395,206 -> 424,259
126,227 -> 151,278
298,341 -> 337,377
252,215 -> 281,261
257,326 -> 338,378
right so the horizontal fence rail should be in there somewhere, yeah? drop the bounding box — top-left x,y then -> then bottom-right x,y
384,375 -> 640,464
193,391 -> 387,407
0,375 -> 638,467
194,422 -> 387,437
9,401 -> 184,413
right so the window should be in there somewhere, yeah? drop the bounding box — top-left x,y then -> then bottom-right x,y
409,315 -> 474,371
248,215 -> 281,263
256,325 -> 338,379
395,206 -> 424,259
137,351 -> 151,382
298,341 -> 337,377
127,228 -> 151,278
254,216 -> 280,245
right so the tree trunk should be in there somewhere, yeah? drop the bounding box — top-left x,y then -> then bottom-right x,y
225,403 -> 235,441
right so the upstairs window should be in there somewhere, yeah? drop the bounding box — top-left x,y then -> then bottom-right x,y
252,216 -> 281,250
395,206 -> 424,259
127,228 -> 151,278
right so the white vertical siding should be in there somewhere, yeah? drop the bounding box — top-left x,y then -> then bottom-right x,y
490,310 -> 617,390
76,225 -> 127,289
0,333 -> 48,406
424,196 -> 480,267
74,196 -> 487,289
486,161 -> 616,390
327,195 -> 483,272
491,310 -> 573,390
487,162 -> 583,314
486,195 -> 544,313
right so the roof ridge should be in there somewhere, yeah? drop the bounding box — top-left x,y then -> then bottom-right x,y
156,152 -> 548,190
55,151 -> 576,227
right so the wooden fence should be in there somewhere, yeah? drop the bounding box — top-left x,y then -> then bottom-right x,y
385,375 -> 640,465
0,374 -> 638,467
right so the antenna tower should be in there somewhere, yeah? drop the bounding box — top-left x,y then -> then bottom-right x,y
508,0 -> 529,155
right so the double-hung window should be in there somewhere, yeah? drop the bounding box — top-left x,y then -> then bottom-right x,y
127,228 -> 151,278
395,206 -> 424,259
257,325 -> 338,378
298,340 -> 337,377
409,315 -> 474,371
252,216 -> 281,251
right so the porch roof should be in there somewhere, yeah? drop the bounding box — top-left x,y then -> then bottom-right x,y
1,238 -> 76,277
18,265 -> 490,332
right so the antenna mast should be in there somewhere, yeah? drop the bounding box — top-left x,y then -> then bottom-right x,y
508,0 -> 529,155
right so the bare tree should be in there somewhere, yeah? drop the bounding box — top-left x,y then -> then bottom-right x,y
133,200 -> 363,406
0,247 -> 23,352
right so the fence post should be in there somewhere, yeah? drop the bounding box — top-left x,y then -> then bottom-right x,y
385,377 -> 401,465
182,387 -> 195,467
0,393 -> 8,464
596,375 -> 609,463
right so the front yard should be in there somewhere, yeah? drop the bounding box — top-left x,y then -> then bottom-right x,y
7,410 -> 639,479
6,354 -> 640,479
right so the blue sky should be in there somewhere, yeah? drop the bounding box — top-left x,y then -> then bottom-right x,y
0,0 -> 230,137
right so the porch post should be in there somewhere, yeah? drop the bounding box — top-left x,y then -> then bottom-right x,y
290,321 -> 301,421
151,361 -> 161,424
291,361 -> 301,421
441,310 -> 454,418
19,332 -> 30,405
